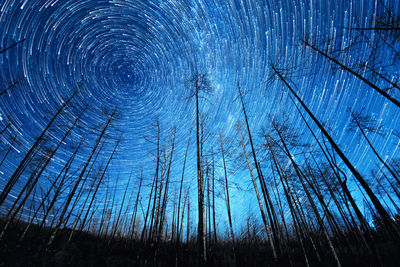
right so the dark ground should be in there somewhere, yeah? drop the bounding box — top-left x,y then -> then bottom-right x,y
0,219 -> 399,266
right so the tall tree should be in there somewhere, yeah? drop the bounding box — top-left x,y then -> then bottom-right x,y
348,109 -> 399,183
237,85 -> 280,257
237,123 -> 277,261
0,85 -> 81,206
219,132 -> 235,247
47,108 -> 117,246
176,134 -> 190,244
272,66 -> 400,240
302,40 -> 400,108
187,71 -> 212,264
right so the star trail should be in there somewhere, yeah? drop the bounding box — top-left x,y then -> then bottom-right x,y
0,0 -> 399,265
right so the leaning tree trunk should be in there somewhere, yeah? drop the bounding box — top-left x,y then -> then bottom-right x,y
47,109 -> 115,246
237,124 -> 277,261
238,86 -> 280,253
302,40 -> 400,108
351,112 -> 399,183
219,133 -> 235,247
19,139 -> 84,242
80,138 -> 120,234
0,87 -> 80,206
273,67 -> 400,240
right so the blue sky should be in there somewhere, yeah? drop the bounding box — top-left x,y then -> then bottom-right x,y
0,0 -> 399,234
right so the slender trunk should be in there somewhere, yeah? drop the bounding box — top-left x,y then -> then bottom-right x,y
196,86 -> 206,263
111,173 -> 131,240
238,86 -> 280,252
219,133 -> 235,246
39,156 -> 79,229
19,140 -> 83,242
80,138 -> 120,234
47,109 -> 115,246
211,150 -> 217,243
352,113 -> 399,183
275,129 -> 341,266
271,151 -> 310,266
237,124 -> 277,260
0,123 -> 10,136
0,39 -> 25,54
303,40 -> 400,108
148,123 -> 161,242
0,134 -> 17,169
179,189 -> 189,243
141,168 -> 157,243
176,135 -> 190,244
273,67 -> 399,239
0,87 -> 79,206
6,107 -> 85,225
157,133 -> 175,241
130,171 -> 143,240
0,79 -> 20,97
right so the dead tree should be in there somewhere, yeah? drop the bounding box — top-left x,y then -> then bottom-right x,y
19,139 -> 84,242
0,79 -> 20,97
237,123 -> 277,260
176,135 -> 190,244
237,85 -> 280,257
80,138 -> 120,235
0,39 -> 25,55
0,86 -> 81,206
302,40 -> 400,108
272,66 -> 400,240
47,108 -> 116,246
348,109 -> 399,183
187,71 -> 212,263
130,171 -> 143,240
219,132 -> 235,247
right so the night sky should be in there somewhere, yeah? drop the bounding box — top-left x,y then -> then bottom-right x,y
0,0 -> 399,232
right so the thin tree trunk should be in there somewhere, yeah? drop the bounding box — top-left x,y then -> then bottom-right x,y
130,171 -> 143,240
5,107 -> 86,226
0,39 -> 25,54
111,173 -> 131,240
47,109 -> 115,246
352,112 -> 399,183
80,138 -> 120,234
0,79 -> 20,97
273,67 -> 399,239
219,133 -> 235,246
302,40 -> 400,108
176,135 -> 190,244
0,134 -> 17,169
237,124 -> 277,260
195,84 -> 206,263
0,87 -> 80,206
19,139 -> 84,242
211,150 -> 217,243
238,86 -> 280,253
275,129 -> 341,266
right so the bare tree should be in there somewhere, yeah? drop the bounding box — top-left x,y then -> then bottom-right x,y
187,71 -> 212,264
0,85 -> 81,206
272,66 -> 400,240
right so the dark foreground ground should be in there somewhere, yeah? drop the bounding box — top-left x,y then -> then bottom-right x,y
0,219 -> 400,266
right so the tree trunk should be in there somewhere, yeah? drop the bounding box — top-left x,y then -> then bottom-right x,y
0,87 -> 80,206
273,67 -> 399,239
237,124 -> 277,260
47,109 -> 115,246
302,40 -> 400,108
196,85 -> 206,263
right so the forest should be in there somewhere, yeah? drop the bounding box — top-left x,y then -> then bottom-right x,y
0,0 -> 400,266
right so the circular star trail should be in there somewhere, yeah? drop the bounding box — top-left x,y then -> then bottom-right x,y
0,0 -> 399,227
